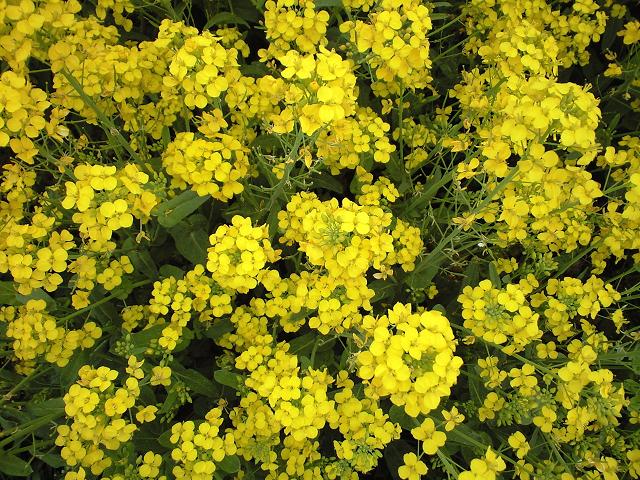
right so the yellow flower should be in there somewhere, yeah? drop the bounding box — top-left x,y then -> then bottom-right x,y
441,406 -> 465,431
508,431 -> 530,459
411,418 -> 446,454
150,366 -> 172,387
398,453 -> 428,480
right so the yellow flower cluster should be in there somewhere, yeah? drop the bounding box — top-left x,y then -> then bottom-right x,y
478,356 -> 507,389
463,0 -> 606,70
0,161 -> 36,217
61,163 -> 158,251
137,451 -> 164,480
48,17 -> 124,122
161,131 -> 249,200
206,216 -> 281,294
357,303 -> 462,417
0,209 -> 75,295
459,276 -> 541,353
96,0 -> 134,31
411,417 -> 447,454
315,107 -> 396,173
398,452 -> 428,480
169,408 -> 237,480
489,144 -> 603,252
329,371 -> 401,475
1,0 -> 637,477
49,19 -> 209,136
56,365 -> 150,477
340,0 -> 433,97
0,0 -> 81,73
261,0 -> 330,58
278,192 -> 422,285
0,299 -> 101,373
274,47 -> 358,135
591,139 -> 640,273
535,275 -> 621,341
0,70 -> 49,162
148,264 -> 234,351
241,345 -> 336,443
227,317 -> 400,477
355,168 -> 400,207
66,255 -> 134,309
618,20 -> 640,45
316,108 -> 396,175
163,29 -> 241,109
452,71 -> 602,178
393,117 -> 438,170
261,269 -> 373,334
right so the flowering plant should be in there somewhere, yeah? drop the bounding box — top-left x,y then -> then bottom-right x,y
0,0 -> 639,479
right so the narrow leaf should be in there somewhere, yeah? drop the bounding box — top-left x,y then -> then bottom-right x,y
153,190 -> 209,228
0,452 -> 32,477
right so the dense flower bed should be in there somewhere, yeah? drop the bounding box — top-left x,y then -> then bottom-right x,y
0,0 -> 639,479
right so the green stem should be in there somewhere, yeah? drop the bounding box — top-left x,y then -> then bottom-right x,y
0,367 -> 52,407
429,13 -> 465,38
58,279 -> 152,323
436,449 -> 461,478
0,411 -> 64,449
450,322 -> 553,375
449,427 -> 518,466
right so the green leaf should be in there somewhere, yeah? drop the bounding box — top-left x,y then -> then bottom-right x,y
204,12 -> 249,29
460,259 -> 480,289
401,168 -> 455,216
218,454 -> 241,473
488,262 -> 501,287
0,452 -> 33,477
0,282 -> 17,305
130,325 -> 165,354
111,278 -> 136,300
385,156 -> 411,193
123,238 -> 158,280
40,453 -> 65,469
58,349 -> 90,388
388,405 -> 420,430
157,429 -> 173,449
172,364 -> 219,398
0,369 -> 22,384
315,0 -> 342,7
159,389 -> 180,415
204,318 -> 235,341
310,172 -> 344,194
214,370 -> 243,390
288,331 -> 317,357
241,62 -> 270,78
133,424 -> 165,454
154,190 -> 209,228
159,265 -> 185,280
406,252 -> 446,290
231,1 -> 262,22
370,279 -> 397,303
15,288 -> 55,308
383,440 -> 412,480
169,215 -> 209,265
251,134 -> 280,151
446,423 -> 492,455
60,69 -> 142,165
91,301 -> 119,324
25,398 -> 64,418
161,126 -> 171,149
